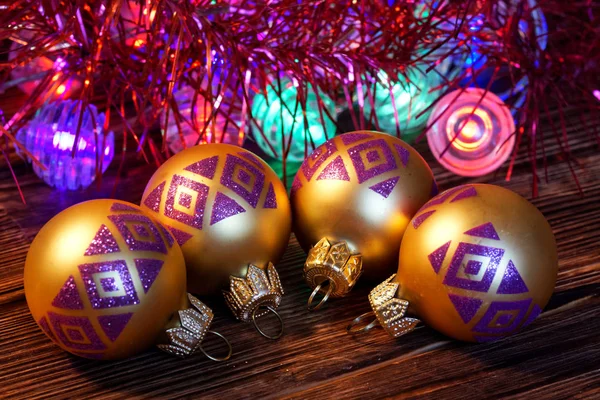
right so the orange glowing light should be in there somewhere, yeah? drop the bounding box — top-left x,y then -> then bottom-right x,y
460,120 -> 480,140
133,39 -> 145,48
446,107 -> 493,152
56,84 -> 66,95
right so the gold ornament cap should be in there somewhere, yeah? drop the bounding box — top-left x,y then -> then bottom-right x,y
304,238 -> 363,311
158,293 -> 232,361
223,263 -> 285,339
347,275 -> 420,338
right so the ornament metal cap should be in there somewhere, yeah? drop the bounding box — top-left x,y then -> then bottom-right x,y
304,238 -> 363,311
158,293 -> 232,361
347,274 -> 420,338
223,263 -> 285,340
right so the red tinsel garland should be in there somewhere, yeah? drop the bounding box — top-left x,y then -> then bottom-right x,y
0,0 -> 599,195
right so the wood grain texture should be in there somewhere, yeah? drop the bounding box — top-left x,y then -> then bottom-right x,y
0,96 -> 599,399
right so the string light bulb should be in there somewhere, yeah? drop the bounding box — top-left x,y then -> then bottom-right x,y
426,88 -> 516,177
250,78 -> 336,163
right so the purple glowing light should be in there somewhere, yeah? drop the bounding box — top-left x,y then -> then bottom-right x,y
16,100 -> 115,190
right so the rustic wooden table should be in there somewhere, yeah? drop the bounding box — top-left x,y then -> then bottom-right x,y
0,92 -> 599,399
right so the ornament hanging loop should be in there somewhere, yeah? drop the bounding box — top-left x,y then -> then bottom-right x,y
307,279 -> 334,311
251,305 -> 284,340
346,311 -> 380,334
198,330 -> 233,362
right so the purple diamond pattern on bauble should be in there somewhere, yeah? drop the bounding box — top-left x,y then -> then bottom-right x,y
443,242 -> 505,292
448,294 -> 483,324
134,259 -> 164,293
108,214 -> 167,254
264,183 -> 278,209
348,139 -> 397,184
84,224 -> 120,256
521,304 -> 542,328
52,275 -> 84,310
464,222 -> 500,240
110,203 -> 139,212
301,140 -> 337,181
412,210 -> 436,229
291,175 -> 302,193
428,241 -> 451,273
369,176 -> 399,198
497,260 -> 529,294
340,132 -> 372,145
48,311 -> 106,351
158,223 -> 175,248
38,316 -> 58,343
317,156 -> 350,181
98,313 -> 133,342
143,181 -> 165,212
211,192 -> 246,225
420,185 -> 469,210
166,225 -> 193,246
184,156 -> 218,179
238,152 -> 266,170
451,186 -> 477,202
473,298 -> 532,335
79,260 -> 139,309
393,144 -> 410,167
220,154 -> 265,208
164,175 -> 209,230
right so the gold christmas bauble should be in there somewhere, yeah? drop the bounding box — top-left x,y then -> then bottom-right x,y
291,131 -> 436,299
368,184 -> 558,342
24,200 -> 187,360
140,144 -> 291,324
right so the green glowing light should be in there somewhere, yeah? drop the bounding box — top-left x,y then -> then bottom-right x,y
250,79 -> 336,162
362,65 -> 448,143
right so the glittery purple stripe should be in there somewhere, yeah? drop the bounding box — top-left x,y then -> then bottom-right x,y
412,210 -> 436,229
164,175 -> 208,230
473,298 -> 532,334
134,259 -> 164,293
52,275 -> 84,310
339,132 -> 372,145
98,313 -> 133,342
79,260 -> 140,309
427,240 -> 450,273
143,181 -> 165,213
38,316 -> 58,343
108,214 -> 167,254
448,294 -> 483,324
443,242 -> 504,292
497,260 -> 529,294
166,225 -> 193,246
110,203 -> 140,212
210,192 -> 246,225
48,312 -> 106,351
220,154 -> 265,208
263,183 -> 278,209
393,143 -> 410,167
317,156 -> 350,181
84,224 -> 121,256
464,222 -> 500,240
238,151 -> 266,170
301,140 -> 337,181
348,139 -> 397,184
368,176 -> 399,198
184,155 -> 218,179
451,186 -> 477,202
